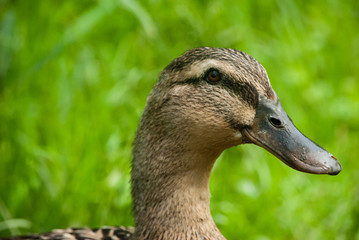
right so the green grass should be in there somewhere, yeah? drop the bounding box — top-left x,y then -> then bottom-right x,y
1,0 -> 359,239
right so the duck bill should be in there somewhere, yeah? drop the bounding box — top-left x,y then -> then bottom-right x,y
242,95 -> 342,175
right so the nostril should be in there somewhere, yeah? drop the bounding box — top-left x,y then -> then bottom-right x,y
269,117 -> 283,128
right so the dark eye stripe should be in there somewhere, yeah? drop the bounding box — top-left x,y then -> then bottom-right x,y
174,72 -> 258,108
221,78 -> 258,108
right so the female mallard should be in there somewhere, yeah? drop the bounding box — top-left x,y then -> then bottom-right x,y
3,47 -> 342,240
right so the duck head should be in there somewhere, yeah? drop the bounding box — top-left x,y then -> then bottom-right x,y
150,47 -> 341,175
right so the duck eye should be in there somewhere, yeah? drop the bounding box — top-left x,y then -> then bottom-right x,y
207,70 -> 221,82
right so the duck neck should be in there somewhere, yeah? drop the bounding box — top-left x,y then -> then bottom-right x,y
131,116 -> 225,240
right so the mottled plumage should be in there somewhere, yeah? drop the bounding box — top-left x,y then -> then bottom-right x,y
1,227 -> 133,240
2,47 -> 341,240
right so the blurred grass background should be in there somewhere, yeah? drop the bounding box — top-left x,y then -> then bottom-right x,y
1,0 -> 359,239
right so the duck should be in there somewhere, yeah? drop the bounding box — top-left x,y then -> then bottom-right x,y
2,47 -> 342,240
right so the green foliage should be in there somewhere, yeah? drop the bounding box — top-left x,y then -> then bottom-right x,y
1,0 -> 358,239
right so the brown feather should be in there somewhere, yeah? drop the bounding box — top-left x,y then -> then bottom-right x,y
3,48 -> 277,240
